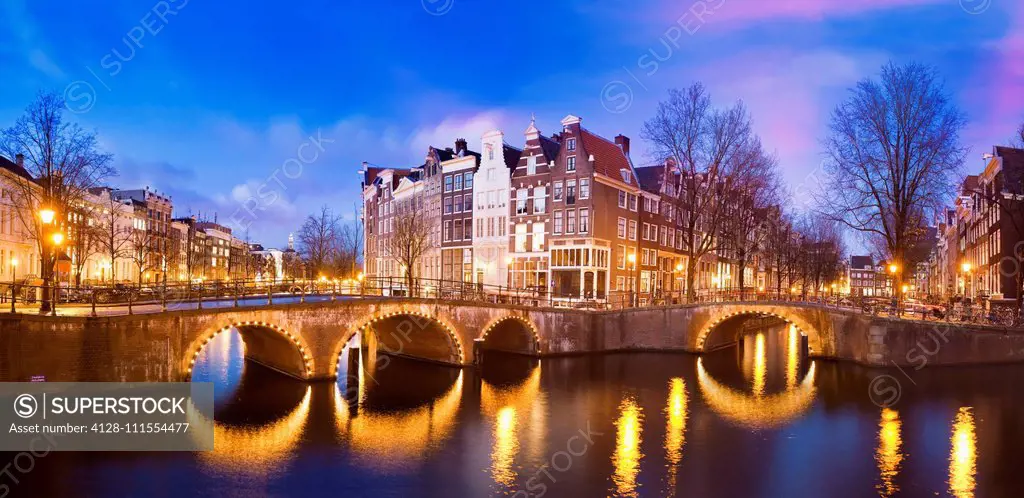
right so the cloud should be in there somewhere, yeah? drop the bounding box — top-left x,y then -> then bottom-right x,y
652,0 -> 943,27
408,111 -> 506,155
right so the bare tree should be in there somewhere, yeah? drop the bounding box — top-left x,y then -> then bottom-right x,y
384,196 -> 434,296
1015,120 -> 1024,148
0,91 -> 115,309
642,83 -> 766,299
129,226 -> 157,286
717,145 -> 782,299
297,206 -> 341,277
96,193 -> 132,283
816,62 -> 967,300
67,203 -> 103,287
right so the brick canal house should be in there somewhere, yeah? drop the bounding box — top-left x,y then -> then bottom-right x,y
362,114 -> 766,304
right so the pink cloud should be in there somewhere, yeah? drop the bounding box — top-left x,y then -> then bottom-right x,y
657,0 -> 944,27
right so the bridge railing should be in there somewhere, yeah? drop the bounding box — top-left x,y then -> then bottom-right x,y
3,277 -> 1020,327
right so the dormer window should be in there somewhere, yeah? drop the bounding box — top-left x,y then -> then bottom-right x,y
567,138 -> 576,151
620,169 -> 632,184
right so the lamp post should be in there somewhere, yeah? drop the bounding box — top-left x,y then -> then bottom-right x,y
10,258 -> 17,313
674,262 -> 683,303
961,262 -> 972,300
38,207 -> 60,314
49,231 -> 64,316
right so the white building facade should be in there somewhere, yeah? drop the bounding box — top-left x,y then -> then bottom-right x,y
472,130 -> 520,288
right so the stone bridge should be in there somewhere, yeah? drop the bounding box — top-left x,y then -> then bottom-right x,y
2,298 -> 1024,382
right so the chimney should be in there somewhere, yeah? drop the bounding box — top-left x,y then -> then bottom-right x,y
614,135 -> 630,155
454,138 -> 468,156
15,153 -> 24,168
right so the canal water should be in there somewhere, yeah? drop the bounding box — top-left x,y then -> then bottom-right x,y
17,323 -> 1024,497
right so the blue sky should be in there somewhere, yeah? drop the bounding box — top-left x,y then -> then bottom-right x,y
1,0 -> 1021,248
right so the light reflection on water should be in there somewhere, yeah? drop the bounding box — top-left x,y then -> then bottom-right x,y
33,322 -> 1022,497
611,396 -> 643,497
876,408 -> 904,497
949,407 -> 977,498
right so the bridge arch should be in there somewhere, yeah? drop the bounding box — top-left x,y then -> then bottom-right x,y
476,315 -> 541,356
695,307 -> 824,355
185,320 -> 315,381
331,310 -> 466,377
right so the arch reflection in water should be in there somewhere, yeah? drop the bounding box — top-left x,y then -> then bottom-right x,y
664,378 -> 688,495
334,355 -> 464,472
752,333 -> 767,397
611,396 -> 644,498
696,357 -> 817,429
949,407 -> 977,498
480,361 -> 545,490
189,328 -> 312,475
875,408 -> 903,497
785,325 -> 800,389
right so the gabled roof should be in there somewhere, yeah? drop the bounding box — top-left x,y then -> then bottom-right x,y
579,128 -> 636,186
634,164 -> 665,194
503,144 -> 522,169
850,255 -> 874,270
538,135 -> 560,163
996,146 -> 1024,193
0,155 -> 34,182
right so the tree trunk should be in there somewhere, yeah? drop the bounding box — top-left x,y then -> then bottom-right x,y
737,259 -> 747,300
686,257 -> 698,301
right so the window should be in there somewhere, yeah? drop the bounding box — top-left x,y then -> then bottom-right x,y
487,191 -> 497,208
532,222 -> 545,251
616,276 -> 625,291
566,180 -> 577,205
628,194 -> 638,211
499,190 -> 507,207
617,217 -> 627,239
499,216 -> 506,236
454,195 -> 463,213
567,156 -> 576,172
463,195 -> 472,212
618,191 -> 627,208
515,224 -> 527,252
628,220 -> 637,240
566,209 -> 576,233
642,222 -> 650,241
567,138 -> 576,151
444,175 -> 453,192
579,209 -> 590,233
454,174 -> 463,191
580,178 -> 590,199
617,245 -> 626,269
444,221 -> 451,241
527,155 -> 537,175
644,198 -> 652,212
477,219 -> 484,238
477,193 -> 486,210
554,181 -> 564,201
534,186 -> 547,214
660,226 -> 668,245
464,172 -> 473,190
621,169 -> 632,184
454,219 -> 463,240
516,188 -> 528,215
554,211 -> 564,234
488,217 -> 495,237
465,218 -> 473,240
444,197 -> 453,214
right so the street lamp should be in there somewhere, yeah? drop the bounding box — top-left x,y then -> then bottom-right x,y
961,262 -> 972,299
39,208 -> 55,225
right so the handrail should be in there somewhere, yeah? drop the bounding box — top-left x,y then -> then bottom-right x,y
0,276 -> 1019,327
